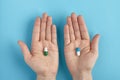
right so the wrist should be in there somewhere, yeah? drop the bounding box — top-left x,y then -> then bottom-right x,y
73,70 -> 92,80
37,74 -> 56,80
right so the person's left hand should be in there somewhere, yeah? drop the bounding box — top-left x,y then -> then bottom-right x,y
18,13 -> 58,80
64,13 -> 100,80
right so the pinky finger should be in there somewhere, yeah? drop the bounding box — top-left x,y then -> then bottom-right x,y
64,24 -> 70,46
51,25 -> 57,45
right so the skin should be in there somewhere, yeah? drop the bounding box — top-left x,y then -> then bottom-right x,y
18,12 -> 100,80
18,13 -> 58,80
64,13 -> 100,80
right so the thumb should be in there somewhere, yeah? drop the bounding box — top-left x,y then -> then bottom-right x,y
18,40 -> 31,60
91,34 -> 100,53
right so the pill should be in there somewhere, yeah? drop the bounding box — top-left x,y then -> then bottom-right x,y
76,48 -> 81,56
44,47 -> 48,56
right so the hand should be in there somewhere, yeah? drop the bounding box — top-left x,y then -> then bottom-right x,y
64,13 -> 100,80
18,13 -> 58,80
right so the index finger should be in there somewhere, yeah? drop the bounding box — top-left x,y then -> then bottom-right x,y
32,17 -> 41,42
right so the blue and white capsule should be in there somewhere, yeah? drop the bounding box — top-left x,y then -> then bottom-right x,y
76,48 -> 81,56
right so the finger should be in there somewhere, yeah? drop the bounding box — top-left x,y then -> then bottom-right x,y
64,24 -> 70,46
32,17 -> 41,42
71,13 -> 81,39
51,25 -> 57,45
18,40 -> 31,60
91,34 -> 100,53
67,16 -> 75,42
78,16 -> 90,40
40,13 -> 48,41
46,16 -> 52,41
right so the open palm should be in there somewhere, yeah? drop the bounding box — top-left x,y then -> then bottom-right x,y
18,13 -> 58,78
64,13 -> 100,79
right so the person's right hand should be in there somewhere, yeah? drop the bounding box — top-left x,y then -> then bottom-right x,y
64,13 -> 100,80
18,13 -> 58,80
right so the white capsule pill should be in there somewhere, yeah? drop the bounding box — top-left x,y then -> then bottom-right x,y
44,47 -> 48,51
77,51 -> 80,56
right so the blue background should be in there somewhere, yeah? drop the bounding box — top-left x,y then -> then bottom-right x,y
0,0 -> 120,80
